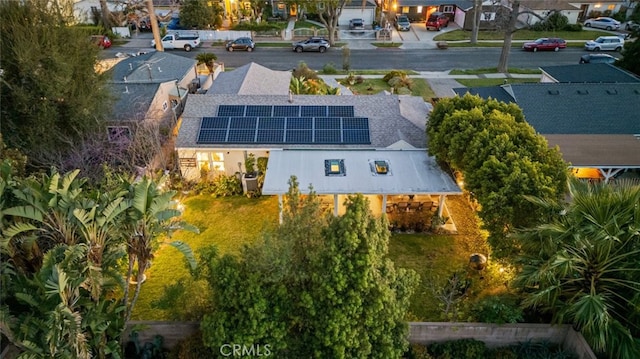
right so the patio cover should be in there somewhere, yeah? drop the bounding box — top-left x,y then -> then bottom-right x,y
262,149 -> 462,195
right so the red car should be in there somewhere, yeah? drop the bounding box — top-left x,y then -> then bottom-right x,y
426,12 -> 449,31
522,38 -> 566,52
91,35 -> 112,49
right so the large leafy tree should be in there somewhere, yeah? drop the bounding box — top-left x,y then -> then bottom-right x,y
427,94 -> 568,257
179,0 -> 223,29
294,0 -> 349,45
201,177 -> 418,357
617,30 -> 640,75
0,0 -> 112,169
513,179 -> 640,358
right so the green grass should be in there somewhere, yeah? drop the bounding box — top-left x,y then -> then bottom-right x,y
434,29 -> 614,41
319,69 -> 419,75
444,41 -> 587,48
131,195 -> 280,320
133,194 -> 505,322
449,68 -> 541,75
372,42 -> 402,47
455,78 -> 541,87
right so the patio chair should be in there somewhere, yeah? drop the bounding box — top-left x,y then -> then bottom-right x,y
397,202 -> 409,212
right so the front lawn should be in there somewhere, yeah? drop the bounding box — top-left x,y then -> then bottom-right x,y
434,29 -> 614,41
340,77 -> 437,100
132,193 -> 506,322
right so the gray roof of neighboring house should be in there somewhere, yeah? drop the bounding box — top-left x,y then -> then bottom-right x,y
109,83 -> 160,122
344,0 -> 377,8
263,149 -> 462,195
545,134 -> 640,167
458,83 -> 640,134
519,0 -> 579,10
396,0 -> 473,10
176,94 -> 429,149
109,52 -> 196,84
453,86 -> 515,103
540,64 -> 640,83
207,62 -> 291,95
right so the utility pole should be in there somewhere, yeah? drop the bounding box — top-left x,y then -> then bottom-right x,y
147,0 -> 164,51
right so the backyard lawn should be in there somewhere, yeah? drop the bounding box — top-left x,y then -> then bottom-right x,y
132,193 -> 506,322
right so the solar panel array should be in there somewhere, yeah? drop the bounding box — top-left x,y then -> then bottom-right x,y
197,105 -> 370,145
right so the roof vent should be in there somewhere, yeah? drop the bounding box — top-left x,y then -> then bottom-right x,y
576,90 -> 589,95
548,90 -> 560,95
324,159 -> 346,177
606,89 -> 618,95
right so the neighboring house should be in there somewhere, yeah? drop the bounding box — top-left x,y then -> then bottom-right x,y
208,62 -> 291,95
518,0 -> 582,25
339,0 -> 378,26
73,0 -> 122,24
569,0 -> 625,20
454,82 -> 640,181
108,52 -> 198,141
384,0 -> 472,23
539,63 -> 640,83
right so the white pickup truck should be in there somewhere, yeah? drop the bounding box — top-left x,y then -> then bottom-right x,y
151,32 -> 201,52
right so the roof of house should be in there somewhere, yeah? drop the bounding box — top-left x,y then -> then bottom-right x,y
454,83 -> 640,167
207,62 -> 291,95
344,0 -> 377,8
396,0 -> 473,9
519,0 -> 579,11
540,64 -> 640,83
176,94 -> 429,149
109,52 -> 196,84
109,83 -> 160,122
262,149 -> 462,195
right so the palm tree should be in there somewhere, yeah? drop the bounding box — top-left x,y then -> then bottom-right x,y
121,176 -> 198,322
514,179 -> 640,358
195,52 -> 218,74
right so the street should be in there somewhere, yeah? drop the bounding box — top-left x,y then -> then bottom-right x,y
106,44 -> 592,71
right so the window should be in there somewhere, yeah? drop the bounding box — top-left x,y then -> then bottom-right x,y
607,5 -> 615,10
324,159 -> 346,176
402,6 -> 409,14
417,6 -> 422,13
107,126 -> 131,142
443,5 -> 454,13
481,12 -> 496,21
197,152 -> 225,172
370,159 -> 392,176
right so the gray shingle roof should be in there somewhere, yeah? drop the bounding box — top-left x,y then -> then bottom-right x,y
109,52 -> 196,84
207,62 -> 291,95
519,0 -> 579,11
177,94 -> 428,149
540,64 -> 640,84
109,83 -> 160,122
457,83 -> 640,135
453,86 -> 515,103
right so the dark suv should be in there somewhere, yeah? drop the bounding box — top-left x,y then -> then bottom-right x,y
426,12 -> 449,31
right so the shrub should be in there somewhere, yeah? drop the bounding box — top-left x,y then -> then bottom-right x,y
342,46 -> 351,71
472,294 -> 524,324
531,12 -> 568,31
427,339 -> 487,358
211,174 -> 242,197
322,62 -> 338,74
383,70 -> 408,82
404,343 -> 433,359
562,24 -> 583,31
292,61 -> 318,80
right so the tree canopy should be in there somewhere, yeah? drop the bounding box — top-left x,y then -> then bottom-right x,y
200,177 -> 418,358
513,179 -> 640,358
427,94 -> 568,257
0,0 -> 113,170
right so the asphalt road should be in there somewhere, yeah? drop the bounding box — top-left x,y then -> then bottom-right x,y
107,45 -> 596,71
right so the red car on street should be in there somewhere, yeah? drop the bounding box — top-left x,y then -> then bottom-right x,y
522,38 -> 566,52
91,35 -> 112,49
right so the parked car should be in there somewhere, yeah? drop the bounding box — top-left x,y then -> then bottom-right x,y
151,32 -> 201,51
584,36 -> 624,51
292,37 -> 330,53
426,12 -> 449,31
583,17 -> 620,30
349,18 -> 365,30
522,38 -> 567,52
226,37 -> 255,52
579,53 -> 618,64
625,20 -> 639,31
91,35 -> 112,49
395,15 -> 411,31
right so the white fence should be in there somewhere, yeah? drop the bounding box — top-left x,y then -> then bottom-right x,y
193,30 -> 253,42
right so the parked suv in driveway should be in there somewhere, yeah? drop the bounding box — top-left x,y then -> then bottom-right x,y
426,12 -> 449,31
349,18 -> 364,30
292,37 -> 330,53
395,15 -> 411,31
584,36 -> 624,51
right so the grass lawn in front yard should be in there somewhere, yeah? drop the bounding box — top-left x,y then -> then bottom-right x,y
133,194 -> 506,322
339,78 -> 437,100
434,29 -> 614,41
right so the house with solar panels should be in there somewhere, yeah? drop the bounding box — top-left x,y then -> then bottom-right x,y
175,64 -> 462,225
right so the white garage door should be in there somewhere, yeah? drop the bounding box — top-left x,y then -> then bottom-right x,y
340,9 -> 375,26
